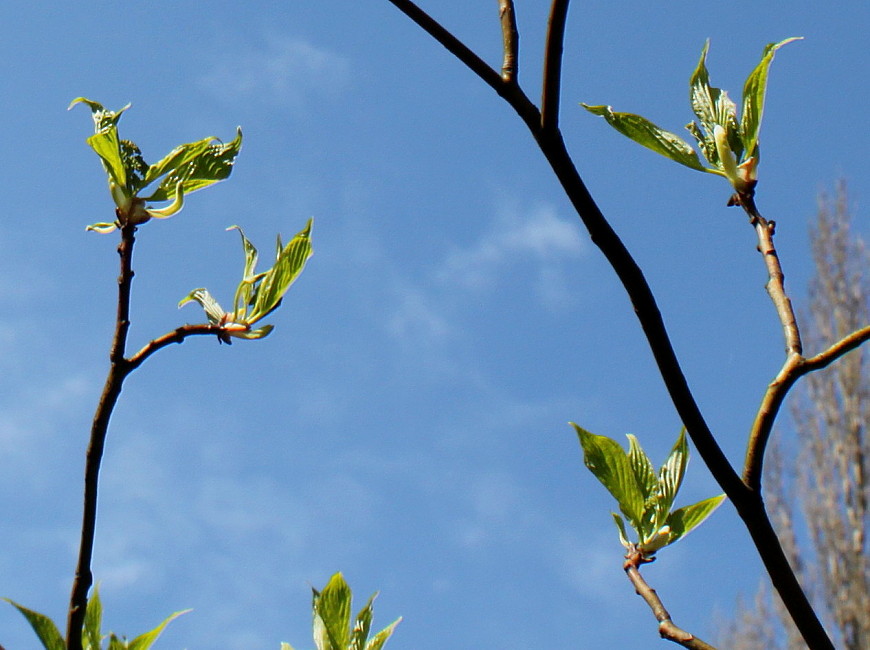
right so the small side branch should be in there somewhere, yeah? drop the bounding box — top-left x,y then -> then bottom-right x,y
498,0 -> 519,83
744,324 -> 870,489
541,0 -> 571,131
624,548 -> 717,649
127,324 -> 236,371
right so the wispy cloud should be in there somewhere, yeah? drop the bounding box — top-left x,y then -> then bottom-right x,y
199,36 -> 350,108
435,202 -> 585,307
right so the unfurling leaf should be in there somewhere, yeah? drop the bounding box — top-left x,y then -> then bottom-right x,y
581,104 -> 712,174
3,598 -> 65,650
665,493 -> 727,545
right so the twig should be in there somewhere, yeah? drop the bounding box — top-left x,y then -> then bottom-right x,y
541,0 -> 571,131
65,226 -> 234,649
498,0 -> 518,83
624,547 -> 717,649
66,224 -> 138,650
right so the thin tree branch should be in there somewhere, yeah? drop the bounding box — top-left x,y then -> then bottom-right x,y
744,324 -> 870,490
624,548 -> 718,649
541,0 -> 570,131
66,224 -> 138,650
127,324 -> 235,371
498,0 -> 519,83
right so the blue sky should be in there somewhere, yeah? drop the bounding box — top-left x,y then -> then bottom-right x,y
0,1 -> 867,648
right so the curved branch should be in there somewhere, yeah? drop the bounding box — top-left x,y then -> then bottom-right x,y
744,324 -> 870,489
624,549 -> 718,649
127,324 -> 234,371
541,0 -> 571,131
498,0 -> 519,83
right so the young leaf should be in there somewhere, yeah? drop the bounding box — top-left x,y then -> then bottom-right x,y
664,493 -> 727,546
247,218 -> 314,324
314,573 -> 353,650
349,593 -> 376,650
281,644 -> 296,650
626,434 -> 657,503
143,128 -> 243,202
581,104 -> 712,173
124,608 -> 190,650
656,428 -> 689,521
741,37 -> 801,158
573,424 -> 645,529
83,585 -> 104,649
611,512 -> 631,549
179,288 -> 227,325
3,599 -> 66,650
364,618 -> 401,650
688,40 -> 717,134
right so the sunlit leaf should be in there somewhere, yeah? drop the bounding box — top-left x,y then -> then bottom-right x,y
349,593 -> 375,650
365,617 -> 401,650
179,288 -> 227,325
83,585 -> 103,649
314,573 -> 353,650
144,128 -> 243,202
124,608 -> 190,650
573,424 -> 645,529
626,434 -> 657,503
665,493 -> 727,546
3,599 -> 66,650
611,512 -> 631,549
656,428 -> 689,526
247,218 -> 314,324
741,37 -> 802,159
581,104 -> 712,173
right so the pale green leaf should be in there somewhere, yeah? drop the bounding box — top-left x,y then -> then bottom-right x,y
227,225 -> 261,318
581,104 -> 711,173
125,609 -> 190,650
85,130 -> 126,189
656,428 -> 689,527
365,618 -> 401,650
611,512 -> 631,548
247,218 -> 314,325
626,434 -> 657,502
688,42 -> 744,164
741,37 -> 801,159
664,493 -> 727,547
83,585 -> 103,650
314,573 -> 352,650
349,593 -> 376,650
3,599 -> 66,650
178,288 -> 226,325
142,136 -> 220,187
86,222 -> 119,234
145,127 -> 243,202
281,644 -> 296,650
228,324 -> 274,340
688,40 -> 717,132
573,423 -> 645,529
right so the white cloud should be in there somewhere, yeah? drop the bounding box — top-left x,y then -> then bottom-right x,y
387,284 -> 451,342
436,202 -> 585,303
199,36 -> 350,108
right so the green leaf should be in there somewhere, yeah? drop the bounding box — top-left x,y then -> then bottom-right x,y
573,423 -> 645,529
83,585 -> 103,649
142,136 -> 221,188
611,512 -> 631,549
125,609 -> 190,650
227,225 -> 262,319
741,37 -> 802,159
281,644 -> 296,650
179,288 -> 227,325
246,218 -> 314,325
85,130 -> 126,190
581,104 -> 713,174
656,428 -> 689,527
314,573 -> 353,650
349,593 -> 376,650
688,42 -> 743,165
365,618 -> 401,650
3,599 -> 66,650
144,127 -> 243,202
664,493 -> 727,546
626,434 -> 657,503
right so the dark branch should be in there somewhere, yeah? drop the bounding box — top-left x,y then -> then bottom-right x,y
541,0 -> 571,131
66,224 -> 138,650
127,324 -> 235,371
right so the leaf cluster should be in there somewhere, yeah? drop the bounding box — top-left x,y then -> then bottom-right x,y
179,219 -> 314,341
281,573 -> 401,650
574,425 -> 725,558
4,586 -> 188,650
69,98 -> 242,232
582,38 -> 799,193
